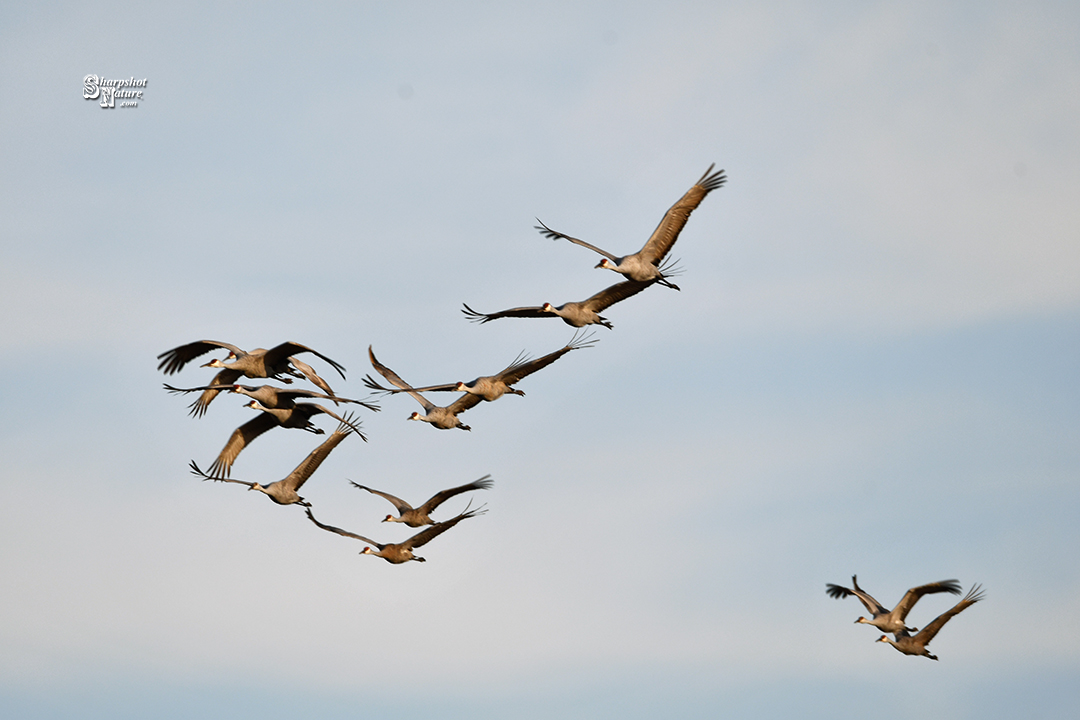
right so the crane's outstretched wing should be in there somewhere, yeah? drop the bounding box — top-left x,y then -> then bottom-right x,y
363,380 -> 460,395
893,580 -> 963,623
367,346 -> 435,412
207,413 -> 279,477
912,584 -> 985,645
462,303 -> 551,323
639,164 -> 726,264
263,341 -> 347,380
498,330 -> 597,386
305,508 -> 381,547
281,415 -> 359,493
164,370 -> 241,417
446,392 -> 483,415
581,279 -> 656,313
401,505 -> 487,550
350,482 -> 414,514
286,355 -> 338,399
417,475 -> 494,515
535,219 -> 619,262
826,575 -> 888,617
157,340 -> 244,375
188,460 -> 255,488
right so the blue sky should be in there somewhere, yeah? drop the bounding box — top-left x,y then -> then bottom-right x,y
1,2 -> 1078,718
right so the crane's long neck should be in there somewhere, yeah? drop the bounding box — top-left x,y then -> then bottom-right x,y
876,635 -> 898,650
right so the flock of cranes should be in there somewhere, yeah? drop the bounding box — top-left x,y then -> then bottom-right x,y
158,162 -> 983,656
158,339 -> 490,562
826,576 -> 985,660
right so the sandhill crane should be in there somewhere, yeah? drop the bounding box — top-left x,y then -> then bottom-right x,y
304,504 -> 486,563
156,340 -> 346,416
364,331 -> 596,403
351,475 -> 493,527
164,383 -> 380,416
535,164 -> 726,290
826,575 -> 963,634
461,277 -> 657,329
206,400 -> 365,477
364,346 -> 481,431
189,415 -> 358,506
876,584 -> 985,660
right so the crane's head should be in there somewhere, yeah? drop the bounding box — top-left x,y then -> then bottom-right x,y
875,635 -> 889,643
360,547 -> 375,556
855,616 -> 868,624
596,258 -> 615,270
408,411 -> 422,421
382,514 -> 395,523
454,382 -> 468,392
542,303 -> 555,313
201,358 -> 226,369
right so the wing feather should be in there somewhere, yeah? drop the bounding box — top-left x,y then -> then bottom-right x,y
913,584 -> 985,645
207,413 -> 278,477
534,219 -> 619,262
581,278 -> 656,313
417,475 -> 494,515
446,392 -> 483,415
639,164 -> 726,264
893,579 -> 963,622
157,340 -> 243,375
305,508 -> 381,547
496,331 -> 597,386
188,460 -> 255,488
264,342 -> 347,380
350,482 -> 414,514
287,356 -> 337,397
281,415 -> 357,493
826,575 -> 887,616
401,506 -> 486,550
462,303 -> 550,323
367,346 -> 435,411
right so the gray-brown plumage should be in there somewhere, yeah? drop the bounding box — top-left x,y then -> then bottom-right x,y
364,346 -> 481,430
157,340 -> 347,417
351,475 -> 493,527
304,504 -> 486,563
461,278 -> 657,329
207,400 -> 365,477
164,382 -> 380,417
535,164 -> 726,290
364,331 -> 596,403
189,415 -> 358,506
826,575 -> 963,634
876,584 -> 985,660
